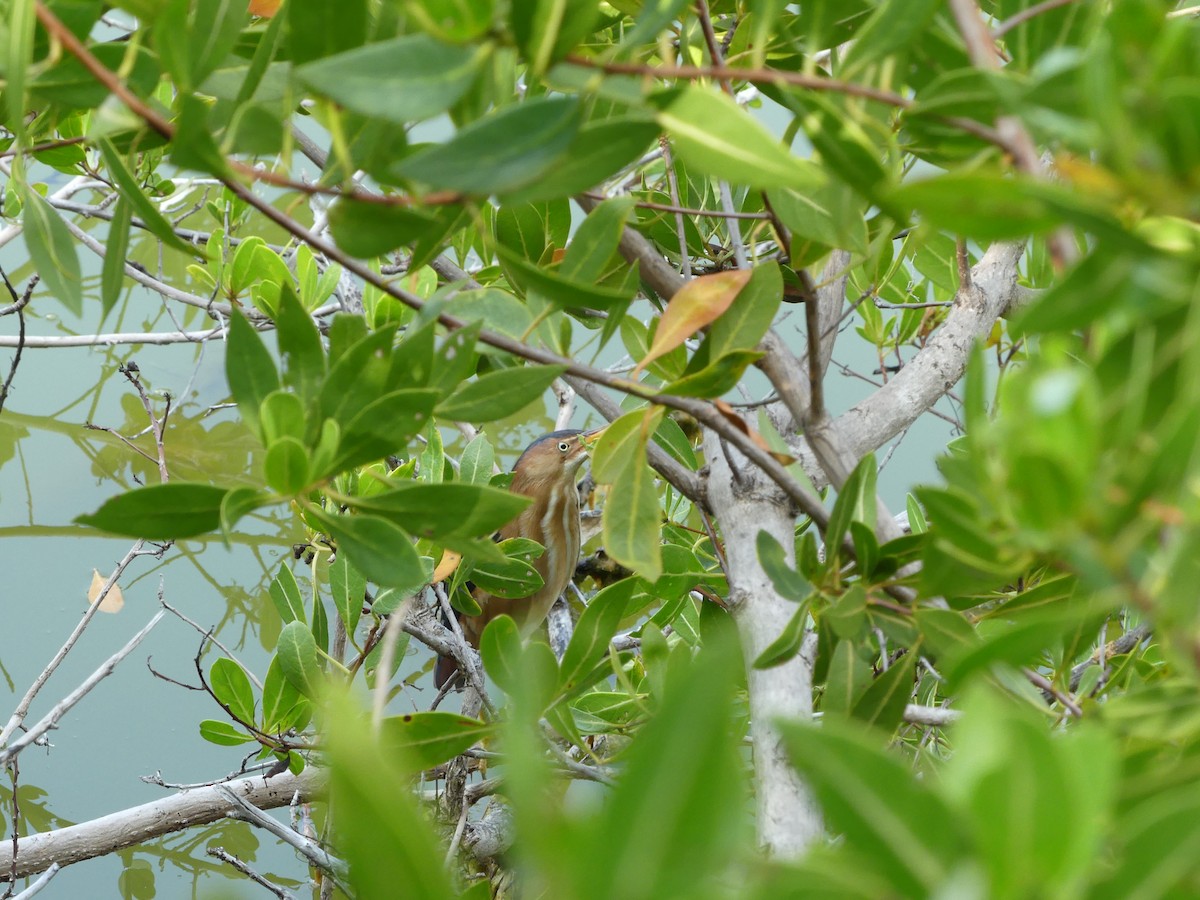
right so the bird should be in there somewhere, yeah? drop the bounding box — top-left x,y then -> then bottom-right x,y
435,429 -> 593,688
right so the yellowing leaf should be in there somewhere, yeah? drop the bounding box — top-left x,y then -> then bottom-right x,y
632,270 -> 752,377
433,549 -> 462,583
87,569 -> 125,614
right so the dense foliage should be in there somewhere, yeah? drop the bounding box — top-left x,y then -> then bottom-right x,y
3,0 -> 1200,897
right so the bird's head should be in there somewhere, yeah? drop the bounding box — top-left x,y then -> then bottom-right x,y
512,429 -> 591,488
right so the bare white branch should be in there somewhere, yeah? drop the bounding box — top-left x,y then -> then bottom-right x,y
0,609 -> 167,764
0,769 -> 325,882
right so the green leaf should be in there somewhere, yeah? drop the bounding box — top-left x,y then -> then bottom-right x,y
778,718 -> 962,895
264,437 -> 311,494
851,652 -> 916,733
269,564 -> 307,625
888,171 -> 1061,241
905,493 -> 928,533
408,0 -> 494,42
380,711 -> 494,769
276,620 -> 323,698
825,452 -> 877,564
329,553 -> 365,640
560,196 -> 635,284
324,695 -> 458,900
707,261 -> 783,358
755,531 -> 810,602
944,594 -> 1110,686
169,94 -> 232,177
751,571 -> 812,655
557,579 -> 634,697
322,388 -> 440,475
316,511 -> 432,592
260,390 -> 307,445
827,584 -> 868,640
427,321 -> 481,394
225,310 -> 280,440
261,656 -> 309,732
510,0 -> 599,75
478,614 -> 523,696
915,608 -> 977,660
6,0 -> 34,141
420,419 -> 445,484
219,487 -> 267,538
850,521 -> 879,577
603,458 -> 662,581
947,689 -> 1118,897
468,550 -> 545,599
75,483 -> 228,539
20,183 -> 83,316
799,183 -> 871,261
840,0 -> 941,79
663,350 -> 765,398
97,140 -> 194,254
1096,788 -> 1200,899
459,433 -> 495,485
506,118 -> 660,203
591,407 -> 663,484
654,86 -> 824,190
295,34 -> 486,123
395,97 -> 581,195
287,0 -> 367,64
154,0 -> 246,91
613,0 -> 689,52
437,365 -> 567,422
275,285 -> 325,405
350,482 -> 529,543
209,657 -> 256,723
100,197 -> 132,320
328,201 -> 442,259
199,719 -> 255,746
498,242 -> 640,308
235,0 -> 286,105
650,415 -> 698,470
799,98 -> 891,200
823,639 -> 871,715
576,633 -> 746,900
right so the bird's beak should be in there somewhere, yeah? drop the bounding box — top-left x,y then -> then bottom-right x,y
580,425 -> 608,447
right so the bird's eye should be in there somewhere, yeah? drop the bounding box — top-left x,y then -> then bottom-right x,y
558,441 -> 570,452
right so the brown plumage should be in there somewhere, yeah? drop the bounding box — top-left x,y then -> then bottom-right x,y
436,429 -> 590,688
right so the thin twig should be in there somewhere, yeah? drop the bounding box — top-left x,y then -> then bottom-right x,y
216,785 -> 349,883
120,363 -> 170,483
874,299 -> 954,310
695,0 -> 749,269
207,848 -> 296,900
0,328 -> 229,348
1069,624 -> 1151,692
658,139 -> 692,278
371,603 -> 410,729
992,0 -> 1077,38
159,599 -> 265,689
9,863 -> 59,900
0,296 -> 28,414
0,541 -> 155,747
0,609 -> 167,763
1022,667 -> 1082,718
583,191 -> 771,221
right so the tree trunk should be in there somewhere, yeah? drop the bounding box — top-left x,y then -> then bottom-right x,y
704,433 -> 822,856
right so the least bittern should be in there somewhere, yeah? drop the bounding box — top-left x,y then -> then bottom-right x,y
435,429 -> 593,688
